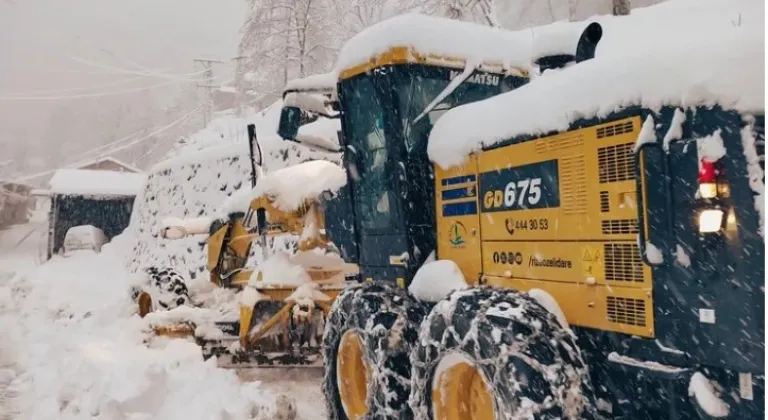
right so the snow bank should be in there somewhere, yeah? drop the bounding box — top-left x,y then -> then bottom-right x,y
249,251 -> 311,287
49,169 -> 145,197
409,259 -> 468,302
226,160 -> 346,214
128,103 -> 341,282
428,0 -> 764,168
1,236 -> 278,420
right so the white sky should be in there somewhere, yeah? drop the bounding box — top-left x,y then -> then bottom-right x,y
0,0 -> 246,167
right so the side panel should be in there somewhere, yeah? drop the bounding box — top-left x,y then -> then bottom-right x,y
434,160 -> 483,285
477,116 -> 655,338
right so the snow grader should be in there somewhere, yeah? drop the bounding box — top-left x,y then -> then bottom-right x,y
272,8 -> 762,420
133,115 -> 359,367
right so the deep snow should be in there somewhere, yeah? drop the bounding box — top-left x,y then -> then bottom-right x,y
0,232 -> 282,420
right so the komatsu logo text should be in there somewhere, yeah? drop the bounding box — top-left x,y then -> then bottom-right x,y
450,70 -> 500,86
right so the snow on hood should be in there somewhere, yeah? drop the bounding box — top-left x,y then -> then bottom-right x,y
334,13 -> 535,74
1,237 -> 278,420
225,159 -> 347,214
284,71 -> 338,94
428,0 -> 764,168
49,169 -> 145,197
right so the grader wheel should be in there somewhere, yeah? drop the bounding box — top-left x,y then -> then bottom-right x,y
432,354 -> 495,420
410,286 -> 599,420
322,283 -> 428,419
336,330 -> 372,419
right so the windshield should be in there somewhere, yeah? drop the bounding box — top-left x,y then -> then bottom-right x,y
397,71 -> 507,154
344,75 -> 394,232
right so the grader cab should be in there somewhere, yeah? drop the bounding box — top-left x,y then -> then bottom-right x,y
279,9 -> 764,420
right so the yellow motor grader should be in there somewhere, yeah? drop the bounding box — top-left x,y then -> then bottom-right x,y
134,123 -> 358,367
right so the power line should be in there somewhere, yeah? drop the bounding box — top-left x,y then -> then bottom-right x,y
194,58 -> 225,127
9,106 -> 201,183
0,76 -> 145,98
70,56 -> 209,83
0,78 -> 183,101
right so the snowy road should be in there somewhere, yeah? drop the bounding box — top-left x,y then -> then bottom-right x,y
237,367 -> 327,420
0,218 -> 329,420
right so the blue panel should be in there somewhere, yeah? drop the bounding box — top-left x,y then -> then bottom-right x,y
479,159 -> 560,213
440,186 -> 476,201
441,175 -> 477,186
441,201 -> 478,217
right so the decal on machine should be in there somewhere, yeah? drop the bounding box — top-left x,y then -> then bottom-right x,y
448,221 -> 467,248
480,160 -> 560,212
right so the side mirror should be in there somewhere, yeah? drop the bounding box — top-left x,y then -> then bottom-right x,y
344,145 -> 364,181
278,106 -> 319,141
278,106 -> 302,140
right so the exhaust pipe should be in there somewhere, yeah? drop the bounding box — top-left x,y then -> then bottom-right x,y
534,22 -> 603,71
575,22 -> 603,63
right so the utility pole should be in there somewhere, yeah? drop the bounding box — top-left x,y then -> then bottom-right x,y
232,55 -> 247,117
193,58 -> 225,128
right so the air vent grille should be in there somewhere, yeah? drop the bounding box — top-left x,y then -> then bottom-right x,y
560,155 -> 588,214
597,121 -> 634,139
599,191 -> 610,213
601,219 -> 639,235
604,243 -> 644,282
607,296 -> 646,327
536,133 -> 584,153
598,142 -> 635,183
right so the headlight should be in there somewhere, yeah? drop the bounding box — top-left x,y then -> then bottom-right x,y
698,209 -> 724,233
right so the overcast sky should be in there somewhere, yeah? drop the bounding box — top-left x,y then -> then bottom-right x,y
0,0 -> 246,170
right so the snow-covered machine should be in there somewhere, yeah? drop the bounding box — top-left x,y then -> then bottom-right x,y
133,122 -> 358,367
277,3 -> 764,420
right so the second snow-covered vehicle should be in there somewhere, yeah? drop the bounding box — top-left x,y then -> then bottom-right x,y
277,3 -> 764,420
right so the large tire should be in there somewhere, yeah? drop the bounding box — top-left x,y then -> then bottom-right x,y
131,266 -> 192,312
322,283 -> 428,420
410,286 -> 598,420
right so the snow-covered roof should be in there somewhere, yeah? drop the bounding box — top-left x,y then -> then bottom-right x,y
283,72 -> 338,94
49,169 -> 146,197
428,0 -> 764,168
334,14 -> 542,78
75,156 -> 142,173
225,160 -> 346,214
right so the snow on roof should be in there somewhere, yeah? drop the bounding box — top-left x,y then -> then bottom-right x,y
49,169 -> 146,197
75,156 -> 141,173
225,159 -> 346,214
283,71 -> 338,94
334,14 -> 541,76
428,0 -> 764,168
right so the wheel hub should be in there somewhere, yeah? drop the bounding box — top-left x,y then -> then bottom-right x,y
432,354 -> 495,420
336,330 -> 371,419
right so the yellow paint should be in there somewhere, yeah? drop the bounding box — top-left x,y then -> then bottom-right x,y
434,116 -> 655,337
396,278 -> 405,288
484,275 -> 654,337
336,330 -> 371,419
137,291 -> 152,317
338,46 -> 529,81
434,159 -> 483,285
206,224 -> 228,274
432,358 -> 495,420
239,305 -> 254,347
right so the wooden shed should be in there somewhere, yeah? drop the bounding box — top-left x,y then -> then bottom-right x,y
41,168 -> 145,259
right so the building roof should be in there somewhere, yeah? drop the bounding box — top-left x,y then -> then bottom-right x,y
48,169 -> 146,197
75,156 -> 142,173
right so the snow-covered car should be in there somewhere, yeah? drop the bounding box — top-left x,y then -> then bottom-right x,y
62,225 -> 107,256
